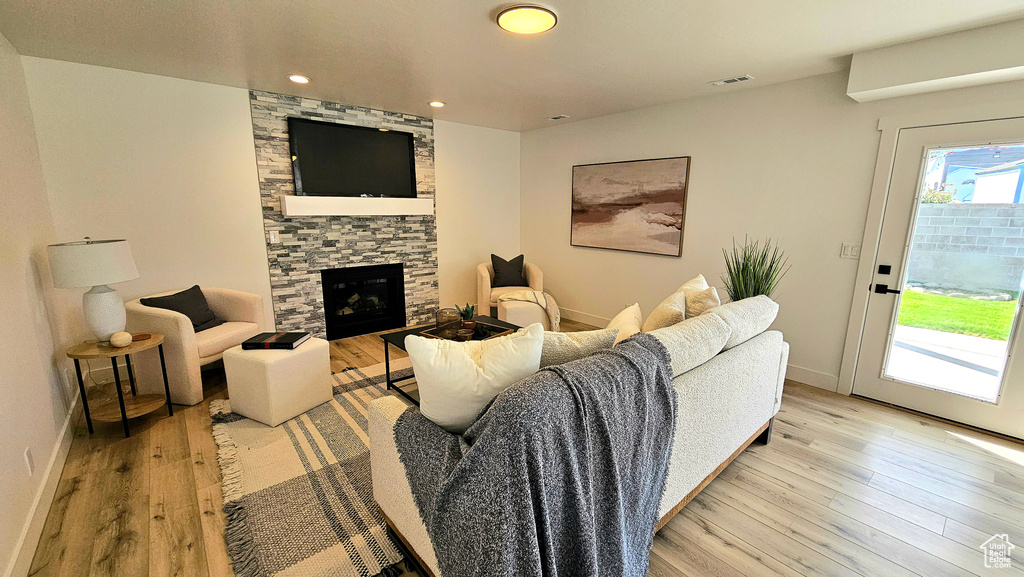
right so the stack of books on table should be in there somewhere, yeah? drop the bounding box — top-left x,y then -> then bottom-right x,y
241,332 -> 312,350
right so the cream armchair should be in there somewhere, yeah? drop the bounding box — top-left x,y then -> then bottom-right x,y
477,262 -> 543,316
125,288 -> 265,405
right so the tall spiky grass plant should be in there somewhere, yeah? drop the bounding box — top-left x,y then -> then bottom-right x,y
721,237 -> 790,302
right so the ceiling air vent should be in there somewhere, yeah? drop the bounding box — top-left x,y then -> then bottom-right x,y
709,74 -> 754,87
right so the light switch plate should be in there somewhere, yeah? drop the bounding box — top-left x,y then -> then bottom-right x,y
840,243 -> 861,259
269,230 -> 279,243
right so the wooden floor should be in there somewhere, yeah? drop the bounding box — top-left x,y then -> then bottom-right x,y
651,386 -> 1024,577
29,320 -> 1024,577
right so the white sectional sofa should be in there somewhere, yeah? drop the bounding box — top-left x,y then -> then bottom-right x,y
368,297 -> 789,576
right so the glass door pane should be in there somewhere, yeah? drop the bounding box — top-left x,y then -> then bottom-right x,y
882,143 -> 1024,403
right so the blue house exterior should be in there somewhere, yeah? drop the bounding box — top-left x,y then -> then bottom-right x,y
944,165 -> 979,201
933,147 -> 1024,203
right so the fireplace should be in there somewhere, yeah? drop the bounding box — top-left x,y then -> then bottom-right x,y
321,264 -> 407,340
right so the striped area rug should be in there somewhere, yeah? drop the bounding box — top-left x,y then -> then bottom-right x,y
210,358 -> 415,577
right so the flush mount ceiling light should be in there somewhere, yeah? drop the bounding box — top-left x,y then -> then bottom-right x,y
497,5 -> 557,35
288,74 -> 310,84
429,101 -> 446,108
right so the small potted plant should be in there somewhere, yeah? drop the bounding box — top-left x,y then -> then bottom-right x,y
456,303 -> 477,330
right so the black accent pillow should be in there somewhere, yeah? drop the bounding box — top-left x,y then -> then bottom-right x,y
140,285 -> 225,332
491,254 -> 528,288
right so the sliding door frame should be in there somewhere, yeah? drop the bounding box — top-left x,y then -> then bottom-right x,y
838,102 -> 1024,396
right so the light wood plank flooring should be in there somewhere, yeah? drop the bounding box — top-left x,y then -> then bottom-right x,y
29,321 -> 1024,577
652,385 -> 1024,577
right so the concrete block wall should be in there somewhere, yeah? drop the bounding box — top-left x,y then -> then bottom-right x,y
908,203 -> 1024,293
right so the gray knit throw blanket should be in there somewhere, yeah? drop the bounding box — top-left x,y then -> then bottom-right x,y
393,333 -> 677,577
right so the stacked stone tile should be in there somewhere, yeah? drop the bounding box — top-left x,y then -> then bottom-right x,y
250,90 -> 438,338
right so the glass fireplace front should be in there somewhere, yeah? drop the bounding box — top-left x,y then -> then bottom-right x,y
321,263 -> 406,340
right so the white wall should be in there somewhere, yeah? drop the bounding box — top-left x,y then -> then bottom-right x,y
520,71 -> 1024,390
0,34 -> 76,577
434,120 -> 521,307
20,58 -> 525,334
848,18 -> 1024,102
20,58 -> 275,337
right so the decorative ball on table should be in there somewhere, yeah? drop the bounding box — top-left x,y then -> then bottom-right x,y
109,331 -> 133,348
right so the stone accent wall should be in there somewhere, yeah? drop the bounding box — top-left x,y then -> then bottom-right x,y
250,90 -> 438,337
908,203 -> 1024,293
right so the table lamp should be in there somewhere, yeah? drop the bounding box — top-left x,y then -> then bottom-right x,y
48,238 -> 139,342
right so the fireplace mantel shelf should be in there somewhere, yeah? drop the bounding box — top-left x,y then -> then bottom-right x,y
281,196 -> 434,217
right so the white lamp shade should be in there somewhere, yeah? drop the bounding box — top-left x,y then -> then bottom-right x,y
47,239 -> 139,288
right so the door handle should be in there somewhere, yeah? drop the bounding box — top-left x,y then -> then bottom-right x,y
874,283 -> 901,295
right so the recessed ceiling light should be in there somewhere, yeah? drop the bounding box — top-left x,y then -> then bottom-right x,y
549,114 -> 570,120
497,5 -> 557,35
429,101 -> 446,108
288,74 -> 310,84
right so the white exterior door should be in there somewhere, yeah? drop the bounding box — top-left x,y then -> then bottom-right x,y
853,118 -> 1024,439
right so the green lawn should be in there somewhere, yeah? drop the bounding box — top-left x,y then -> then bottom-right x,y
896,290 -> 1017,341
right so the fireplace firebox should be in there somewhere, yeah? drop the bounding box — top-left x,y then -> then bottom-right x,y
321,263 -> 406,340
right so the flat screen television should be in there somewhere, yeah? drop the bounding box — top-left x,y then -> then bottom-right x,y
287,117 -> 417,198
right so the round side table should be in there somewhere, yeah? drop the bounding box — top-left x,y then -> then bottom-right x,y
66,333 -> 173,438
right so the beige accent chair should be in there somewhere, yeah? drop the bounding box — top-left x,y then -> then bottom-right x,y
125,288 -> 265,405
477,262 -> 543,316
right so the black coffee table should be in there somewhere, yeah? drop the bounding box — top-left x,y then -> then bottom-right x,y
381,315 -> 520,406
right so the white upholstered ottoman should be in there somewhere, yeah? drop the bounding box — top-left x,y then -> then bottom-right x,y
497,300 -> 551,330
223,338 -> 333,427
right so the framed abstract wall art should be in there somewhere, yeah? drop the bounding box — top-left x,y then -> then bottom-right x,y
570,156 -> 690,257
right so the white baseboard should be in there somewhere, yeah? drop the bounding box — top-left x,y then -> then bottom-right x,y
786,364 -> 840,392
560,307 -> 610,328
4,393 -> 78,577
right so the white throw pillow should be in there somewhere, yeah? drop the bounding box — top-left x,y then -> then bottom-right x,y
678,274 -> 709,293
607,303 -> 643,344
641,290 -> 687,332
643,275 -> 723,332
678,274 -> 722,318
404,323 -> 544,434
686,286 -> 721,318
540,328 -> 619,368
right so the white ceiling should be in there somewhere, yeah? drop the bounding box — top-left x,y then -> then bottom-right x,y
3,0 -> 1024,131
